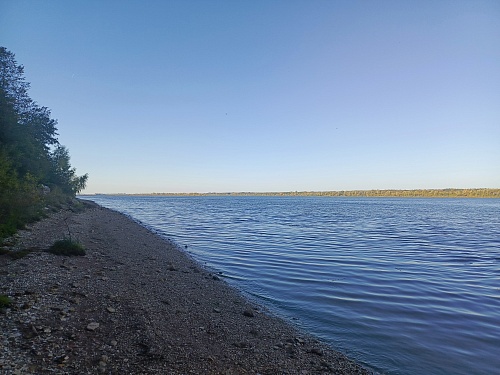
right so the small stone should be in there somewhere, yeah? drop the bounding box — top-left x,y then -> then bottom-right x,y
309,348 -> 323,356
56,355 -> 69,364
213,308 -> 221,313
22,302 -> 32,309
86,322 -> 99,331
243,309 -> 255,318
106,307 -> 116,313
110,340 -> 118,346
98,361 -> 107,373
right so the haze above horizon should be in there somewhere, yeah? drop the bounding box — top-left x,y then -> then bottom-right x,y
2,1 -> 499,194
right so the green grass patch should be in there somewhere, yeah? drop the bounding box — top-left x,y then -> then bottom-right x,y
48,239 -> 86,256
0,295 -> 12,308
9,249 -> 33,259
0,248 -> 35,259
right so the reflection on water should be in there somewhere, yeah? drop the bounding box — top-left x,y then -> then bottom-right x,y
81,196 -> 500,375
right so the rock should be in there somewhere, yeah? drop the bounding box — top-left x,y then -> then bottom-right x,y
243,309 -> 255,318
55,355 -> 69,364
86,322 -> 100,331
106,307 -> 116,313
309,348 -> 323,356
98,361 -> 107,373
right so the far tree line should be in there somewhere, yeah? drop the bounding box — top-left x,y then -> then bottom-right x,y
108,188 -> 500,198
0,47 -> 88,239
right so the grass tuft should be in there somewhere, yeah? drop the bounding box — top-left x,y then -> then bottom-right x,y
48,238 -> 86,256
9,249 -> 33,259
0,295 -> 12,308
0,248 -> 35,259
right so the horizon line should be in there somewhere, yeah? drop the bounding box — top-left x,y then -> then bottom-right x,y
79,187 -> 500,197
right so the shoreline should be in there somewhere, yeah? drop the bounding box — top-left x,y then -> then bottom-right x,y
0,201 -> 372,374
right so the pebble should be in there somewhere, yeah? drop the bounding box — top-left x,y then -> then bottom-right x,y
86,322 -> 100,331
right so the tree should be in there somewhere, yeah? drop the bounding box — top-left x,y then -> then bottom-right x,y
1,47 -> 88,238
49,145 -> 88,194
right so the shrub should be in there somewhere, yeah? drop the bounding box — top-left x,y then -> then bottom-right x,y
0,295 -> 12,308
48,238 -> 85,256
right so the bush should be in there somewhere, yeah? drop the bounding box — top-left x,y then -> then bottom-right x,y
48,238 -> 85,256
0,294 -> 12,308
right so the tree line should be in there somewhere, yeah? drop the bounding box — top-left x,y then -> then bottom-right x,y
1,47 -> 88,239
110,188 -> 500,198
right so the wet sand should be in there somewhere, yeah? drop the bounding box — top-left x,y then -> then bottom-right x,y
0,201 -> 372,374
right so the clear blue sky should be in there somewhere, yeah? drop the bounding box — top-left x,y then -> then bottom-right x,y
2,0 -> 499,193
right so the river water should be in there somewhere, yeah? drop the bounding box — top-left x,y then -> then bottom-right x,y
81,195 -> 499,375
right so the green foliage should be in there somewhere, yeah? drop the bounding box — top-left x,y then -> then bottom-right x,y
8,248 -> 33,260
48,238 -> 86,256
0,47 -> 89,239
0,294 -> 12,308
49,145 -> 88,195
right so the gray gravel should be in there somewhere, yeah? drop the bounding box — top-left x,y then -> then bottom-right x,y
0,201 -> 373,374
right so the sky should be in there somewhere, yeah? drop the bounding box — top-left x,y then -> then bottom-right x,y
1,0 -> 499,194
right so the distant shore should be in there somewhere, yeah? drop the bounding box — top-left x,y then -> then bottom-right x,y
85,188 -> 500,198
0,201 -> 371,374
